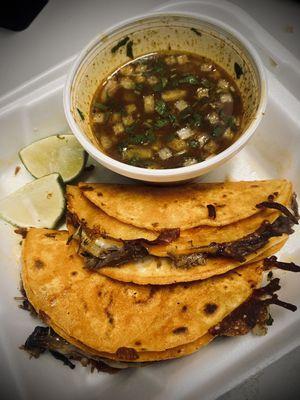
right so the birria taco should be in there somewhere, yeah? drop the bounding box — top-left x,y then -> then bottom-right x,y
65,180 -> 296,284
20,229 -> 298,371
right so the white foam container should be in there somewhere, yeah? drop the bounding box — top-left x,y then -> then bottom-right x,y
0,1 -> 300,399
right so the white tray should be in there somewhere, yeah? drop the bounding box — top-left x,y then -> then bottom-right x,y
1,1 -> 300,399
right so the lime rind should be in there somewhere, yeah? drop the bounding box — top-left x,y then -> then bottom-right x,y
19,134 -> 87,183
0,173 -> 65,229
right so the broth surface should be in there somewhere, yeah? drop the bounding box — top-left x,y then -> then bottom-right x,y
90,51 -> 243,169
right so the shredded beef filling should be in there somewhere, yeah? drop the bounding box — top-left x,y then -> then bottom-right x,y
256,201 -> 299,224
291,193 -> 299,220
210,278 -> 297,337
17,289 -> 140,372
21,326 -> 119,373
170,252 -> 207,268
72,197 -> 298,269
204,215 -> 295,262
264,256 -> 300,272
81,215 -> 295,269
82,242 -> 148,270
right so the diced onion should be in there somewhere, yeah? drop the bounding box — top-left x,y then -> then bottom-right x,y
158,147 -> 172,160
183,158 -> 197,167
196,87 -> 209,99
177,127 -> 195,140
174,100 -> 188,111
206,112 -> 219,125
220,93 -> 233,103
113,123 -> 124,135
93,113 -> 105,124
217,79 -> 229,89
162,89 -> 186,102
200,63 -> 213,72
143,95 -> 154,113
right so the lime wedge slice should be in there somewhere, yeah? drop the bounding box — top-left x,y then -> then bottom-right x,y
0,173 -> 65,228
19,134 -> 87,183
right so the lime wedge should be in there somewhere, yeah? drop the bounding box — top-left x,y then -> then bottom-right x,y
19,134 -> 87,183
0,173 -> 65,228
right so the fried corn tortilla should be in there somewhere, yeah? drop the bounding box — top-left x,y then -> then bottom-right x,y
45,319 -> 213,362
66,186 -> 158,241
148,211 -> 284,256
67,186 -> 287,256
23,282 -> 212,362
78,180 -> 291,231
22,229 -> 263,355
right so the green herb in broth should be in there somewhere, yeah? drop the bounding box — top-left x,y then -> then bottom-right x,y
94,102 -> 108,111
155,99 -> 168,116
90,51 -> 243,169
178,74 -> 199,85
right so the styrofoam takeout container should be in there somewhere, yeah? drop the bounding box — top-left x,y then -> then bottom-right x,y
0,1 -> 300,400
64,12 -> 267,183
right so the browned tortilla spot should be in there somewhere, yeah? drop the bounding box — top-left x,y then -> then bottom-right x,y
173,327 -> 188,334
204,303 -> 218,314
116,347 -> 139,360
34,259 -> 45,269
80,186 -> 94,191
45,233 -> 57,238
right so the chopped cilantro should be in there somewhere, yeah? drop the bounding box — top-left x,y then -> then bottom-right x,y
179,74 -> 199,85
167,113 -> 177,126
129,129 -> 155,145
152,60 -> 166,74
220,111 -> 237,130
212,125 -> 225,137
153,77 -> 168,92
134,83 -> 144,93
154,118 -> 169,128
190,112 -> 202,128
188,139 -> 199,148
155,99 -> 168,116
94,102 -> 108,111
124,124 -> 137,134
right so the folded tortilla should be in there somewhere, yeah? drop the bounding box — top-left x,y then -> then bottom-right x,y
22,229 -> 264,358
67,185 -> 290,257
78,180 -> 291,230
66,180 -> 293,284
